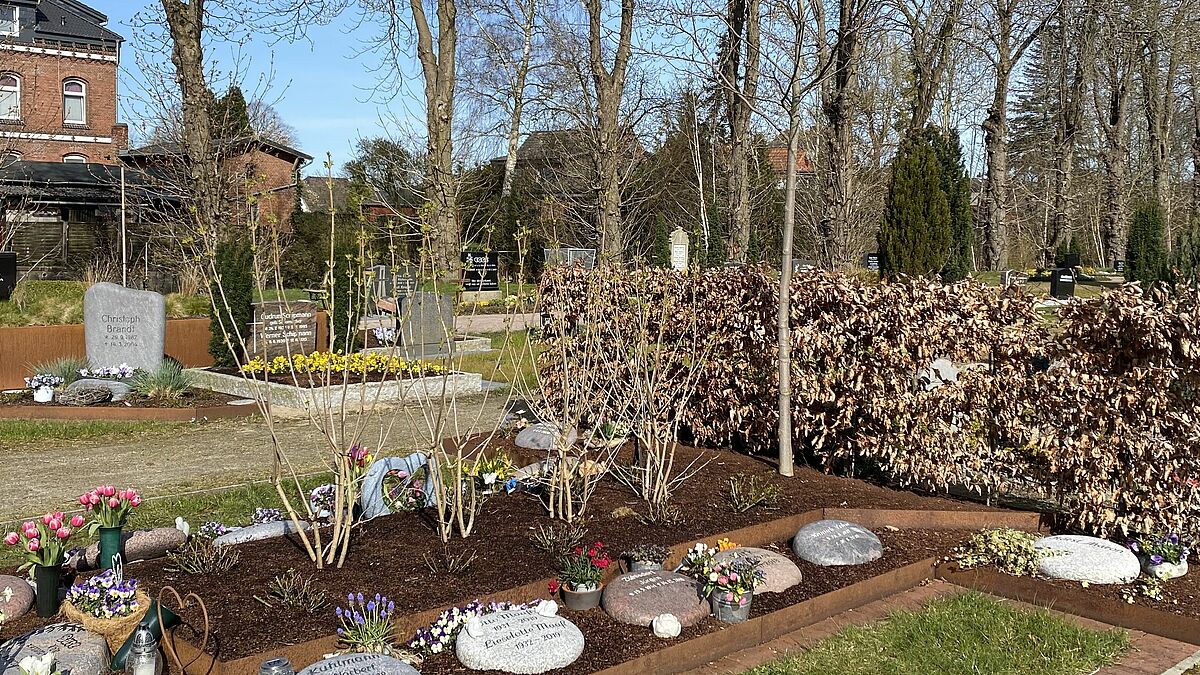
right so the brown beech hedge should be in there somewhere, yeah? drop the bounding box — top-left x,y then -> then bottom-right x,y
539,267 -> 1200,539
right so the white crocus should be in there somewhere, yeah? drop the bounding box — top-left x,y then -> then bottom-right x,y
175,517 -> 190,537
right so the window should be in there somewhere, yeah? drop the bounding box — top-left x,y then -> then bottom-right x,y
0,73 -> 19,120
0,7 -> 17,36
63,79 -> 86,125
62,154 -> 87,164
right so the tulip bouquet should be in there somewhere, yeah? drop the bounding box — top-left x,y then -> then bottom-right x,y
78,486 -> 141,532
4,512 -> 84,570
701,557 -> 764,606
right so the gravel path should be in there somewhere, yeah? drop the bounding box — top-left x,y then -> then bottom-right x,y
2,395 -> 509,523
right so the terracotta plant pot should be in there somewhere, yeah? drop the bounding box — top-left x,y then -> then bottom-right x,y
560,584 -> 602,611
710,591 -> 753,624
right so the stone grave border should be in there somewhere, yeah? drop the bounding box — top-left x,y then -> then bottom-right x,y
360,334 -> 494,358
185,369 -> 483,409
0,401 -> 259,422
164,506 -> 1059,674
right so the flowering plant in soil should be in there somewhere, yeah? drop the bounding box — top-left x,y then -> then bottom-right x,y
78,486 -> 141,532
25,374 -> 64,391
553,541 -> 612,591
335,592 -> 397,654
463,452 -> 516,489
701,557 -> 764,605
78,364 -> 136,380
64,570 -> 140,618
4,512 -> 84,570
240,351 -> 447,378
382,470 -> 426,512
677,542 -> 717,576
623,543 -> 670,565
196,521 -> 229,540
1127,533 -> 1191,565
372,326 -> 398,346
407,600 -> 533,656
251,508 -> 283,525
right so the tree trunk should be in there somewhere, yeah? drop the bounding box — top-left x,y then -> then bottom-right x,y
1095,10 -> 1133,266
907,0 -> 963,130
723,0 -> 761,264
1192,69 -> 1200,223
500,0 -> 535,200
981,68 -> 1010,269
819,0 -> 867,268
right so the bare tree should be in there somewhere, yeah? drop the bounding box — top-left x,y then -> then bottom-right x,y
720,0 -> 762,263
1093,0 -> 1136,264
893,0 -> 964,131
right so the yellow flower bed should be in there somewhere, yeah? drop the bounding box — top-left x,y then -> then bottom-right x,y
240,351 -> 448,378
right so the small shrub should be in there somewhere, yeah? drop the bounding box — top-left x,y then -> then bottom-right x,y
422,545 -> 478,576
951,528 -> 1048,576
255,569 -> 328,613
638,502 -> 685,527
29,357 -> 88,387
530,522 -> 587,559
1120,577 -> 1169,604
130,362 -> 195,401
725,473 -> 781,513
167,537 -> 240,574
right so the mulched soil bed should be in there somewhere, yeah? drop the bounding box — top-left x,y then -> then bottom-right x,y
0,387 -> 239,408
1,444 -> 997,660
209,368 -> 445,388
1031,569 -> 1200,620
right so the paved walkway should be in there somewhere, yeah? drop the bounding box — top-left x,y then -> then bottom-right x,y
684,580 -> 1200,675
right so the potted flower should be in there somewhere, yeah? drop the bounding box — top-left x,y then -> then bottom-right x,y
3,512 -> 83,616
61,570 -> 150,653
701,557 -> 764,624
464,452 -> 516,494
78,486 -> 141,570
623,544 -> 670,572
25,374 -> 64,403
551,541 -> 611,611
1127,533 -> 1190,580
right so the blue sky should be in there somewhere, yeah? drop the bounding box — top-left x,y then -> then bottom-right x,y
91,1 -> 419,173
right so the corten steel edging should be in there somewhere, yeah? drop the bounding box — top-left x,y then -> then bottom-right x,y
165,506 -> 1035,674
0,403 -> 260,422
937,564 -> 1200,647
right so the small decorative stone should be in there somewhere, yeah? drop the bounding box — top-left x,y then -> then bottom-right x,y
0,623 -> 110,675
601,571 -> 709,627
1034,535 -> 1140,584
652,613 -> 681,639
515,423 -> 577,450
297,653 -> 419,675
916,358 -> 959,391
455,608 -> 584,674
792,519 -> 883,566
213,520 -> 311,547
80,527 -> 187,569
0,575 -> 33,621
56,386 -> 112,407
65,378 -> 132,402
358,453 -> 436,519
713,546 -> 802,593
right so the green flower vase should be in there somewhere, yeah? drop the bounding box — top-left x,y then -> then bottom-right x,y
34,563 -> 61,617
98,526 -> 124,570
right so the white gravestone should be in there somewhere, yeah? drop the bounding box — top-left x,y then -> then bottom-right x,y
792,519 -> 883,566
83,282 -> 165,372
1034,535 -> 1140,584
298,653 -> 419,675
669,227 -> 689,271
456,608 -> 584,674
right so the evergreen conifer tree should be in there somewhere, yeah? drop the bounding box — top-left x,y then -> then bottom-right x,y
208,240 -> 254,367
878,131 -> 951,277
929,129 -> 973,282
1126,201 -> 1169,285
211,86 -> 253,139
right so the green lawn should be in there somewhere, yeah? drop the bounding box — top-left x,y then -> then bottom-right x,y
454,330 -> 540,389
0,419 -> 187,449
747,592 -> 1128,675
0,281 -> 208,326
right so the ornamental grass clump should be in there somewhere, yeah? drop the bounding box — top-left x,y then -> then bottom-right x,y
335,592 -> 397,654
952,528 -> 1048,576
167,537 -> 240,575
529,522 -> 587,560
725,473 -> 781,513
64,570 -> 140,619
256,569 -> 327,613
129,362 -> 194,401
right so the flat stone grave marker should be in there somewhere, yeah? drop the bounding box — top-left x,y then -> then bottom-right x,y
249,300 -> 320,359
456,608 -> 584,674
0,575 -> 33,621
64,378 -> 132,402
601,571 -> 709,627
713,546 -> 802,594
515,423 -> 577,450
792,519 -> 883,566
0,623 -> 110,675
84,282 -> 165,372
1034,535 -> 1140,584
298,653 -> 419,675
213,520 -> 312,547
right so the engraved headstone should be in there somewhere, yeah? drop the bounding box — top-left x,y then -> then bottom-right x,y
462,251 -> 500,293
83,282 -> 165,372
397,292 -> 452,357
456,608 -> 584,674
0,575 -> 33,621
543,248 -> 597,270
713,546 -> 802,593
359,453 -> 437,519
864,253 -> 880,272
792,519 -> 883,566
0,623 -> 110,675
249,300 -> 319,358
669,227 -> 689,271
1034,535 -> 1140,584
298,653 -> 419,675
600,571 -> 709,627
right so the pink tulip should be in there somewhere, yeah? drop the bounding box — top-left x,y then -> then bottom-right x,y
102,486 -> 116,497
3,532 -> 18,546
130,495 -> 141,507
46,518 -> 61,531
107,497 -> 120,509
55,527 -> 71,539
23,527 -> 37,540
41,514 -> 53,525
88,494 -> 100,505
21,521 -> 33,532
78,495 -> 90,505
27,539 -> 39,552
70,515 -> 85,528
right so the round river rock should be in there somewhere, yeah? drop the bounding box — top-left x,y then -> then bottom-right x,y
713,546 -> 802,593
601,571 -> 709,627
1034,535 -> 1140,584
456,608 -> 584,674
0,623 -> 110,675
298,653 -> 419,675
792,519 -> 883,566
0,576 -> 33,622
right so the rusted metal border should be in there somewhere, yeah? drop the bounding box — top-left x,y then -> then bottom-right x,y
0,403 -> 260,422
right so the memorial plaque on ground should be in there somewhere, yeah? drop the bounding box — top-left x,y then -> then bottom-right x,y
601,571 -> 709,627
863,253 -> 880,272
84,282 -> 166,372
792,519 -> 883,566
1034,535 -> 1140,584
0,623 -> 110,675
249,300 -> 320,358
456,608 -> 584,674
713,546 -> 802,593
298,653 -> 419,675
462,251 -> 500,292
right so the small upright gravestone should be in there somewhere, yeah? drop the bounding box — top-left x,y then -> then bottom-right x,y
669,227 -> 689,271
792,519 -> 883,566
397,292 -> 452,358
249,300 -> 320,358
863,253 -> 880,272
84,282 -> 165,372
461,250 -> 501,303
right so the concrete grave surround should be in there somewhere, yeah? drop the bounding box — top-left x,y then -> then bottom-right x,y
0,623 -> 110,675
0,576 -> 33,622
515,423 -> 578,451
188,368 -> 482,410
359,453 -> 437,519
713,546 -> 803,593
297,653 -> 419,675
601,571 -> 709,627
213,520 -> 312,547
80,527 -> 186,569
1034,535 -> 1141,584
792,519 -> 884,566
64,378 -> 132,402
456,608 -> 584,674
83,282 -> 165,372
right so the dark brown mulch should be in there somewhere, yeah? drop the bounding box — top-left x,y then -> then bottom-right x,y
0,445 -> 999,660
0,387 -> 239,409
1034,569 -> 1200,620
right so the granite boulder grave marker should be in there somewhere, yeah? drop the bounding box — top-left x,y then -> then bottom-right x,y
792,519 -> 883,566
0,623 -> 110,675
601,571 -> 709,627
84,282 -> 165,372
1034,535 -> 1140,584
298,653 -> 419,675
515,423 -> 577,450
0,575 -> 33,622
456,608 -> 584,674
80,527 -> 186,569
213,520 -> 312,547
249,300 -> 320,358
713,547 -> 802,593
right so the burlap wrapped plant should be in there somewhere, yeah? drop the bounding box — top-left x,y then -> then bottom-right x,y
60,570 -> 151,652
